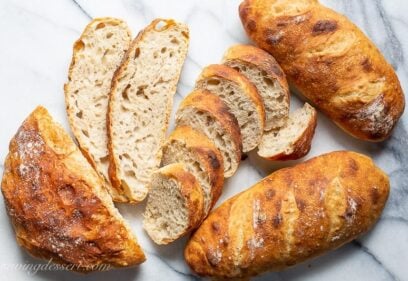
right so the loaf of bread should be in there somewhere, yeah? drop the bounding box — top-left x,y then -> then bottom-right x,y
1,107 -> 145,271
258,103 -> 317,160
240,0 -> 405,141
176,89 -> 242,178
195,64 -> 265,152
185,151 -> 389,279
223,44 -> 290,130
108,19 -> 189,203
65,18 -> 131,202
162,126 -> 224,216
143,163 -> 204,245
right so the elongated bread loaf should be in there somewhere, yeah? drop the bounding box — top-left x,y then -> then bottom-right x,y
162,126 -> 224,216
65,18 -> 131,201
185,151 -> 389,279
108,19 -> 189,203
143,163 -> 204,245
195,64 -> 265,152
176,89 -> 242,178
1,107 -> 145,271
223,44 -> 290,131
240,0 -> 405,141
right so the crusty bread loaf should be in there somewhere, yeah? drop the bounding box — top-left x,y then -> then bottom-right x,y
1,106 -> 145,271
185,151 -> 389,279
162,126 -> 224,216
108,19 -> 189,203
258,103 -> 317,160
240,0 -> 405,141
195,64 -> 265,152
176,89 -> 242,178
223,44 -> 290,131
65,18 -> 131,201
143,163 -> 204,245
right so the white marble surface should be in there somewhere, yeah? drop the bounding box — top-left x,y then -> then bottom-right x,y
0,0 -> 407,280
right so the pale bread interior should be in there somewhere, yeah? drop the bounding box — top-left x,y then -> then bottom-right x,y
109,21 -> 189,201
258,103 -> 315,158
226,60 -> 289,130
176,107 -> 239,177
196,77 -> 262,152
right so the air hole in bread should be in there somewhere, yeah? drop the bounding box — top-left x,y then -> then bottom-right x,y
106,32 -> 113,39
96,23 -> 106,30
100,155 -> 109,164
76,111 -> 83,119
74,40 -> 85,51
135,48 -> 141,59
207,79 -> 220,86
171,37 -> 179,44
161,47 -> 167,53
81,129 -> 89,138
122,86 -> 130,101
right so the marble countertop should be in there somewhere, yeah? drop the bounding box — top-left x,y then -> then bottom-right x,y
0,0 -> 407,280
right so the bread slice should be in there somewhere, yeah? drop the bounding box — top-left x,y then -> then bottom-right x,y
162,126 -> 224,216
258,103 -> 317,160
64,18 -> 132,202
143,163 -> 204,245
223,44 -> 290,131
108,19 -> 189,203
176,89 -> 242,178
1,106 -> 145,271
195,64 -> 265,152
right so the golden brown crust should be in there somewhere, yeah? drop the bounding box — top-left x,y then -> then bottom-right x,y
240,0 -> 405,141
64,18 -> 131,202
185,151 -> 389,279
223,44 -> 290,130
176,89 -> 243,177
1,106 -> 145,271
155,163 -> 204,244
165,126 -> 225,210
197,64 -> 265,130
107,19 -> 189,203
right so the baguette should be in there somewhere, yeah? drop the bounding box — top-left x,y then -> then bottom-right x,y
195,64 -> 265,152
185,151 -> 389,279
64,18 -> 131,201
1,107 -> 145,271
240,0 -> 405,141
108,19 -> 189,203
162,126 -> 224,216
223,44 -> 290,130
176,89 -> 242,178
258,103 -> 317,160
143,163 -> 204,245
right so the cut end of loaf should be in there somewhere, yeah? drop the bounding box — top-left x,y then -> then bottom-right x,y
258,103 -> 317,160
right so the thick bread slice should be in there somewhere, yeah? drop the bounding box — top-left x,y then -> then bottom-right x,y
195,64 -> 265,152
65,18 -> 132,202
1,106 -> 145,271
258,103 -> 317,160
176,89 -> 242,178
108,19 -> 189,203
162,126 -> 224,216
143,163 -> 204,245
223,44 -> 290,131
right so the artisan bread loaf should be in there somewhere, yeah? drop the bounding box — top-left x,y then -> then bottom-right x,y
258,103 -> 317,160
143,163 -> 204,245
185,151 -> 389,279
195,64 -> 265,152
223,44 -> 290,130
240,0 -> 405,141
65,18 -> 131,201
162,126 -> 224,216
1,107 -> 145,271
176,89 -> 242,178
108,19 -> 189,203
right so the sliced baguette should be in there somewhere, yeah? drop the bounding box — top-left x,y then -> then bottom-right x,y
108,19 -> 189,203
162,126 -> 224,216
64,18 -> 131,201
176,89 -> 242,178
195,64 -> 265,152
1,106 -> 145,271
258,103 -> 317,160
143,163 -> 204,245
222,44 -> 290,131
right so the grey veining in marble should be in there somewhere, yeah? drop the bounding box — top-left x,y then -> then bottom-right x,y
0,0 -> 407,280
